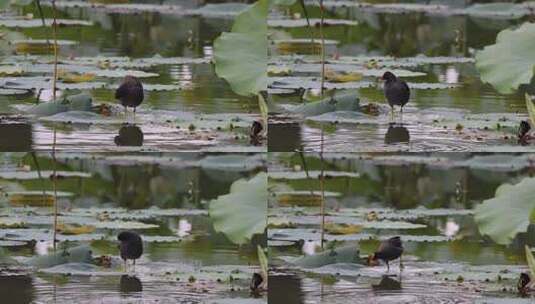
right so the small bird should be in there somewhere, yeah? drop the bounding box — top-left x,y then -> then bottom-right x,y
250,120 -> 263,145
518,272 -> 533,294
368,236 -> 404,272
115,76 -> 144,117
518,120 -> 531,145
380,71 -> 410,116
118,231 -> 143,272
250,273 -> 264,294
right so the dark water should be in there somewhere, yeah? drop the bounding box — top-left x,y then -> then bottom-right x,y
0,152 -> 266,303
268,152 -> 535,303
267,2 -> 535,152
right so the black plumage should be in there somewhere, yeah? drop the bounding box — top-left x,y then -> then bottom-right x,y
115,76 -> 144,114
369,236 -> 403,272
381,71 -> 410,114
518,272 -> 531,294
250,273 -> 264,293
118,231 -> 143,271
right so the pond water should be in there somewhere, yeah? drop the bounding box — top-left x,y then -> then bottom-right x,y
268,152 -> 535,303
0,152 -> 266,303
0,0 -> 264,152
267,1 -> 535,152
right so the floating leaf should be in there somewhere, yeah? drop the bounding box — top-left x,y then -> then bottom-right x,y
0,170 -> 91,180
269,170 -> 360,180
324,223 -> 363,235
12,39 -> 77,54
27,245 -> 93,268
57,70 -> 95,83
291,245 -> 362,268
0,18 -> 92,28
26,93 -> 93,117
268,18 -> 358,28
56,223 -> 96,235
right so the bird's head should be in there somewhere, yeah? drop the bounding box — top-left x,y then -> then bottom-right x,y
118,231 -> 136,242
380,71 -> 397,82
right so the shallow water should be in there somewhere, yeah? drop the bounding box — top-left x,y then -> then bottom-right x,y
267,2 -> 535,152
268,152 -> 535,303
0,152 -> 267,303
0,1 -> 264,152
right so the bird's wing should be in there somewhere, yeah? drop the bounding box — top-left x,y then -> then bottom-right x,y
376,241 -> 387,253
115,83 -> 128,99
399,80 -> 410,100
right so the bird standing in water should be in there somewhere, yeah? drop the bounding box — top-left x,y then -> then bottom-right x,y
118,231 -> 143,272
368,236 -> 404,272
115,75 -> 144,118
381,71 -> 410,118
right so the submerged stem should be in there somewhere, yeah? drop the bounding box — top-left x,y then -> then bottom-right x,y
52,127 -> 58,252
319,127 -> 325,249
319,0 -> 325,97
51,0 -> 58,101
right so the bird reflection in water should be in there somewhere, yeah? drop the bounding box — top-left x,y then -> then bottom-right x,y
0,275 -> 35,304
120,275 -> 143,293
115,124 -> 144,147
384,123 -> 410,145
372,275 -> 402,291
0,122 -> 32,151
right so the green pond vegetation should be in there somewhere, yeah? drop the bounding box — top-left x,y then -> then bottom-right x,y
0,152 -> 267,303
0,0 -> 266,152
265,0 -> 535,152
268,152 -> 535,303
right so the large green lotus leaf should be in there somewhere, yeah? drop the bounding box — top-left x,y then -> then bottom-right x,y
474,177 -> 535,245
475,22 -> 535,94
209,172 -> 267,245
213,0 -> 269,96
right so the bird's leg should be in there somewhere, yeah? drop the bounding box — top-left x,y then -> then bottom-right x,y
133,107 -> 136,121
400,256 -> 404,271
390,105 -> 394,121
124,259 -> 127,272
133,259 -> 136,272
386,260 -> 390,272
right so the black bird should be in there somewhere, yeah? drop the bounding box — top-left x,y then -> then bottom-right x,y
118,231 -> 143,272
518,272 -> 532,294
368,236 -> 403,272
250,120 -> 263,145
250,273 -> 264,294
381,71 -> 410,115
115,76 -> 144,117
518,120 -> 531,145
